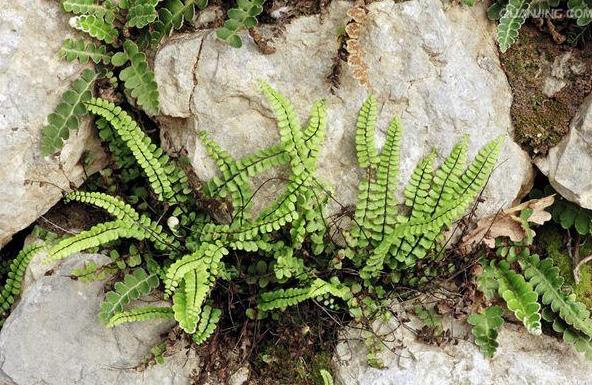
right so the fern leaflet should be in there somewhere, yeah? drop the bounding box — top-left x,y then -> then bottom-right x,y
107,306 -> 174,327
468,306 -> 504,358
99,268 -> 160,322
59,38 -> 111,64
41,68 -> 98,156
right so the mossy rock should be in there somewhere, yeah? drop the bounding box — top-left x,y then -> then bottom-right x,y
539,225 -> 592,310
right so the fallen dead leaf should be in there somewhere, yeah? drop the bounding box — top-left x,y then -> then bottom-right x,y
460,195 -> 555,254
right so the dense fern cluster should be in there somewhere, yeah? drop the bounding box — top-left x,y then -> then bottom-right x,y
5,83 -> 502,352
43,0 -> 270,156
471,208 -> 592,359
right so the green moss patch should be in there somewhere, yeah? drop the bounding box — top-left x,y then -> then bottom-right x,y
501,24 -> 592,155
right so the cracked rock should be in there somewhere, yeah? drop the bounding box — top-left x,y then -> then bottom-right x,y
0,0 -> 106,248
0,254 -> 200,385
536,93 -> 592,209
333,308 -> 592,385
154,0 -> 533,220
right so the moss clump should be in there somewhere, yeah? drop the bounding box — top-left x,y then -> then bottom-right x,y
254,345 -> 333,385
538,225 -> 592,310
500,24 -> 592,155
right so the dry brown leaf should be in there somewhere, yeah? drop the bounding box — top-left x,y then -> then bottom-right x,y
460,195 -> 555,253
345,22 -> 361,39
347,6 -> 367,23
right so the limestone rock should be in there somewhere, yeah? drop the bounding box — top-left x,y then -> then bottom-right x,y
536,93 -> 592,209
154,0 -> 533,220
334,313 -> 592,385
0,0 -> 105,248
0,254 -> 200,385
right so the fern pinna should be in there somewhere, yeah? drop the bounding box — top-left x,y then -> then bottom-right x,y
8,83 -> 500,351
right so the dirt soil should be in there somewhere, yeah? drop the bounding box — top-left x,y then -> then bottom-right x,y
501,22 -> 592,156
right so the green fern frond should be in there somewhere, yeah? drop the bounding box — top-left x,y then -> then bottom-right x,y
521,255 -> 592,337
45,220 -> 145,263
216,0 -> 265,48
97,118 -> 143,182
85,98 -> 186,203
319,369 -> 334,385
392,136 -> 502,268
355,95 -> 379,169
62,0 -> 116,18
198,131 -> 251,221
181,269 -> 210,333
115,40 -> 160,115
150,0 -> 208,46
126,0 -> 159,28
367,117 -> 403,244
477,260 -> 499,300
544,308 -> 592,360
99,268 -> 160,322
568,0 -> 592,26
59,38 -> 111,64
496,260 -> 542,335
71,14 -> 119,44
192,305 -> 221,345
404,152 -> 436,220
468,306 -> 504,358
66,191 -> 140,223
427,136 -> 469,215
497,0 -> 531,52
106,306 -> 174,327
164,242 -> 227,296
259,82 -> 310,176
302,100 -> 328,159
64,192 -> 180,251
258,278 -> 350,311
206,98 -> 327,204
0,244 -> 45,317
41,68 -> 98,156
172,282 -> 195,333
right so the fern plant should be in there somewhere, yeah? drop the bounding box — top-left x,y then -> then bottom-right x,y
471,205 -> 592,360
216,0 -> 266,48
484,0 -> 592,52
467,306 -> 504,358
59,38 -> 112,64
11,84 -> 501,356
0,244 -> 45,322
41,68 -> 99,156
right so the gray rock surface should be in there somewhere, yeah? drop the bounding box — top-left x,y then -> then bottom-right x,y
537,93 -> 592,209
0,0 -> 105,248
154,0 -> 533,219
0,254 -> 200,385
334,312 -> 592,385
